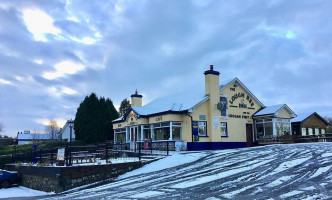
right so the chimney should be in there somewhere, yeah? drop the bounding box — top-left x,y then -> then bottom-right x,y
131,89 -> 143,107
204,65 -> 221,142
204,65 -> 220,96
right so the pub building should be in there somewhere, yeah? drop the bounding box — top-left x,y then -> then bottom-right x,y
112,65 -> 298,150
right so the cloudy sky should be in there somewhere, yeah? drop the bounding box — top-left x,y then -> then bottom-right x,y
0,0 -> 331,137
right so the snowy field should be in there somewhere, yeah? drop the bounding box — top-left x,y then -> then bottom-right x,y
0,186 -> 52,199
8,143 -> 332,200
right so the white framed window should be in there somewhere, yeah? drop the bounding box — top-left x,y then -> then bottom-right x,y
301,128 -> 307,136
315,128 -> 320,135
321,129 -> 326,134
308,128 -> 313,135
221,122 -> 228,137
198,121 -> 207,136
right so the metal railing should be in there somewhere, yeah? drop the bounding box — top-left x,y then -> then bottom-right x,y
11,141 -> 173,166
257,133 -> 332,144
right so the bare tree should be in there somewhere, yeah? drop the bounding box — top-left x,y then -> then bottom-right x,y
45,119 -> 60,140
0,122 -> 5,134
325,116 -> 332,133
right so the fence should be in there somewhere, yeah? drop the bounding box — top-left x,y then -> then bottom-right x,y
11,141 -> 173,167
257,133 -> 332,145
113,140 -> 175,156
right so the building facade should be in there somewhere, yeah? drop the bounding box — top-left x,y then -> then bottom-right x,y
112,65 -> 296,150
291,112 -> 329,136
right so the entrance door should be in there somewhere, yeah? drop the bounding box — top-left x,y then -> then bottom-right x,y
130,126 -> 139,141
246,124 -> 253,147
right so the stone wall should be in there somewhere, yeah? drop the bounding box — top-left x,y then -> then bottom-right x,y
6,161 -> 151,193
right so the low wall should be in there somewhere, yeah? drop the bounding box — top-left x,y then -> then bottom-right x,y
6,161 -> 149,193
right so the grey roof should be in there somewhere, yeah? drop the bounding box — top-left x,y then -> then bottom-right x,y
291,112 -> 315,123
253,104 -> 297,118
114,77 -> 264,122
113,91 -> 209,122
291,112 -> 329,125
17,133 -> 52,140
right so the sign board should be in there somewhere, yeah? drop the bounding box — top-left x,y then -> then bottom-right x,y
199,115 -> 206,120
219,95 -> 228,119
130,142 -> 136,150
175,142 -> 187,151
57,148 -> 65,161
192,120 -> 198,135
194,135 -> 199,142
213,116 -> 219,129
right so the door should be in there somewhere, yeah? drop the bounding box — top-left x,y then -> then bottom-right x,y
246,124 -> 253,147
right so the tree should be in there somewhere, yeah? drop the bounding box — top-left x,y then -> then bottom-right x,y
74,93 -> 119,143
325,116 -> 332,133
0,122 -> 5,134
45,119 -> 60,140
119,99 -> 131,117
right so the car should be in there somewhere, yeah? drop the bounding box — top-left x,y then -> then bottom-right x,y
0,170 -> 20,188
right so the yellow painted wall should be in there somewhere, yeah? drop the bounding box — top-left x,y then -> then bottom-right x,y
113,110 -> 148,129
217,80 -> 263,142
131,97 -> 142,107
276,107 -> 292,118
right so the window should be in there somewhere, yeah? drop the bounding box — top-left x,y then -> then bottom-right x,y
315,128 -> 320,135
308,128 -> 313,135
221,122 -> 227,137
151,122 -> 182,141
114,128 -> 126,142
321,129 -> 326,134
198,121 -> 207,136
172,126 -> 182,140
301,128 -> 307,136
142,125 -> 150,140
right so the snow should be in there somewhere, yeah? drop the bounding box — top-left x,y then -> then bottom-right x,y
129,191 -> 165,198
0,186 -> 53,199
253,104 -> 285,116
27,143 -> 332,199
291,112 -> 315,123
311,166 -> 332,178
280,190 -> 303,198
170,159 -> 274,189
118,152 -> 205,179
266,157 -> 311,177
222,184 -> 259,199
321,153 -> 332,158
266,175 -> 295,187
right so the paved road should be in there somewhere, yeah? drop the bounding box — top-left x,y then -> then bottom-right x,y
15,143 -> 332,199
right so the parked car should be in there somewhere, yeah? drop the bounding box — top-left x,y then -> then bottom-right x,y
0,170 -> 20,188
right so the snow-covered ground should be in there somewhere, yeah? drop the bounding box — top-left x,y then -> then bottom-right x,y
10,143 -> 332,199
0,186 -> 53,199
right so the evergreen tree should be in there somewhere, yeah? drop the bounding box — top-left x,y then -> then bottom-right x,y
74,93 -> 119,143
119,99 -> 131,116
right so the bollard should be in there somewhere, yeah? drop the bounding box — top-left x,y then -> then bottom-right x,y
167,141 -> 169,156
138,142 -> 141,161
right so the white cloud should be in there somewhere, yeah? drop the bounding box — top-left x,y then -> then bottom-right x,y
0,78 -> 13,85
42,60 -> 85,80
22,9 -> 61,42
161,43 -> 175,55
36,118 -> 67,128
34,59 -> 43,64
258,23 -> 297,40
47,86 -> 78,96
61,87 -> 77,95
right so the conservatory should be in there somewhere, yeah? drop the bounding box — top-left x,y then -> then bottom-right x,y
253,104 -> 296,139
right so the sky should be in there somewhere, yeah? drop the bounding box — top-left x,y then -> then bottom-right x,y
0,0 -> 332,137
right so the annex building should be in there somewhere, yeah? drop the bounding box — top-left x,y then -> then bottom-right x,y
112,65 -> 297,150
